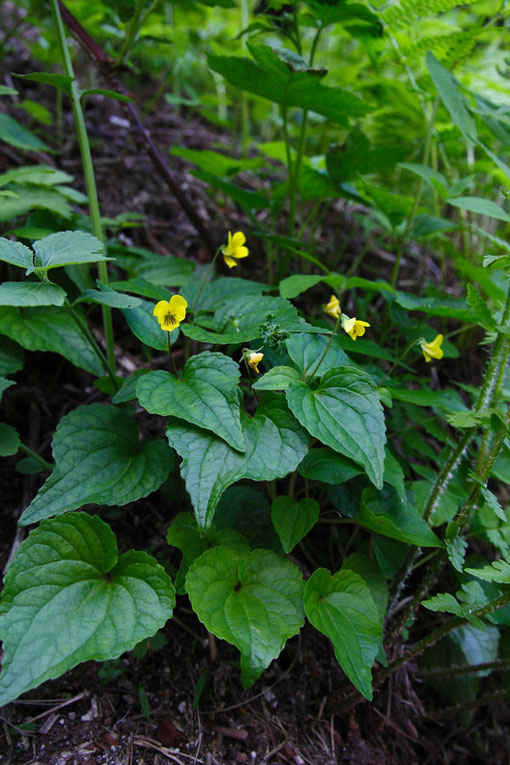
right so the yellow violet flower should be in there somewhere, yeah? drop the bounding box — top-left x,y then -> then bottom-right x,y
344,318 -> 370,341
247,351 -> 263,374
324,294 -> 341,319
153,295 -> 188,332
420,334 -> 444,363
222,231 -> 249,268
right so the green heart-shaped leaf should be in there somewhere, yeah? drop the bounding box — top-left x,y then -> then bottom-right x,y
271,496 -> 319,553
286,367 -> 386,488
166,395 -> 309,530
0,512 -> 175,707
137,352 -> 245,451
304,568 -> 382,700
20,404 -> 173,525
186,546 -> 304,687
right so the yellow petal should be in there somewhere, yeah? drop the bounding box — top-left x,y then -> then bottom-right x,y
223,254 -> 237,268
324,295 -> 341,319
168,294 -> 188,323
227,231 -> 233,250
234,245 -> 249,259
343,317 -> 356,334
153,300 -> 170,319
231,231 -> 246,247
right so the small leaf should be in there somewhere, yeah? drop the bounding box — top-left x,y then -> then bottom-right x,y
0,112 -> 51,152
81,88 -> 133,103
357,485 -> 442,547
466,284 -> 497,329
304,568 -> 381,700
30,231 -> 111,274
19,404 -> 173,525
167,395 -> 309,530
112,369 -> 151,404
137,352 -> 245,451
0,282 -> 66,307
285,332 -> 351,379
465,558 -> 510,584
186,546 -> 305,687
0,512 -> 175,707
252,366 -> 300,391
426,52 -> 477,142
13,72 -> 75,97
298,447 -> 363,484
285,367 -> 386,489
0,238 -> 33,270
0,423 -> 20,456
74,287 -> 142,309
0,337 -> 24,376
271,496 -> 319,553
481,486 -> 507,522
0,377 -> 15,404
447,196 -> 510,223
279,274 -> 322,299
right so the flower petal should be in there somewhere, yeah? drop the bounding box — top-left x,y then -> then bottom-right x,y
153,300 -> 170,319
168,294 -> 188,323
231,231 -> 246,247
234,246 -> 249,259
223,254 -> 237,268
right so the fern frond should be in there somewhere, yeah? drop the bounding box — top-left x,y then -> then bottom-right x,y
399,28 -> 481,69
383,0 -> 478,31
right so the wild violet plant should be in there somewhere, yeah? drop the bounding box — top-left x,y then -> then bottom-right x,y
1,0 -> 510,721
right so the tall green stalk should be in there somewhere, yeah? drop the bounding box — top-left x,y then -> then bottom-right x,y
49,0 -> 115,370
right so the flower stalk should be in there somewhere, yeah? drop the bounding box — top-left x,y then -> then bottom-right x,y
49,0 -> 115,370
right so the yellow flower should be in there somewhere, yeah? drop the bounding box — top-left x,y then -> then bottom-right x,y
153,295 -> 188,332
344,318 -> 370,341
420,334 -> 444,363
247,352 -> 263,374
341,315 -> 370,341
324,294 -> 341,319
222,231 -> 249,268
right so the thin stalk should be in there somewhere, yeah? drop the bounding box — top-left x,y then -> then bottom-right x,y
49,0 -> 115,370
65,301 -> 119,391
240,0 -> 250,156
18,443 -> 53,472
306,316 -> 340,380
391,95 -> 440,288
191,247 -> 221,314
118,0 -> 144,66
334,590 -> 510,714
420,658 -> 510,679
379,339 -> 419,386
167,332 -> 179,377
387,284 -> 510,625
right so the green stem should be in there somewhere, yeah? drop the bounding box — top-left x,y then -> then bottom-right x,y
66,301 -> 119,391
240,0 -> 250,156
391,95 -> 440,288
49,0 -> 115,371
167,332 -> 179,376
306,316 -> 340,381
18,443 -> 53,471
191,247 -> 221,314
378,340 -> 419,386
387,283 -> 510,626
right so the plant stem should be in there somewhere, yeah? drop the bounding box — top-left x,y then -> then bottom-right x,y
49,0 -> 115,371
18,443 -> 53,471
65,301 -> 119,391
387,283 -> 510,626
167,332 -> 179,376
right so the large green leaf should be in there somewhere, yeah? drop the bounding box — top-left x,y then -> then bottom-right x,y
0,513 -> 175,707
19,404 -> 173,525
252,366 -> 300,391
0,307 -> 103,376
356,485 -> 442,547
285,367 -> 386,489
136,352 -> 245,451
208,44 -> 369,126
0,282 -> 66,307
446,196 -> 510,223
186,546 -> 305,687
131,252 -> 194,286
271,496 -> 319,553
28,231 -> 110,274
166,395 -> 309,530
304,568 -> 381,700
